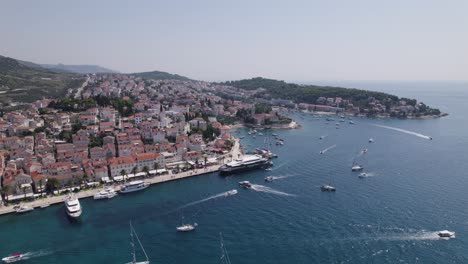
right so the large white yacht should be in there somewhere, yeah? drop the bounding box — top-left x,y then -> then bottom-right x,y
64,194 -> 82,218
120,180 -> 149,194
93,187 -> 117,200
219,155 -> 272,175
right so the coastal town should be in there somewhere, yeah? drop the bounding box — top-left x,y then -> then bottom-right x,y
0,73 -> 295,214
0,72 -> 445,215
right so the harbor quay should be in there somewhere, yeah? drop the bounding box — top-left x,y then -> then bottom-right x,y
0,139 -> 242,216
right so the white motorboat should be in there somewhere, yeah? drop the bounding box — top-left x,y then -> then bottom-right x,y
14,205 -> 34,214
264,176 -> 274,182
93,188 -> 117,200
352,165 -> 364,171
64,194 -> 82,218
239,181 -> 252,188
176,223 -> 197,232
126,222 -> 150,264
349,121 -> 355,124
438,230 -> 455,238
225,189 -> 238,196
369,138 -> 374,143
40,204 -> 50,209
120,180 -> 149,194
358,172 -> 369,178
321,184 -> 336,191
2,252 -> 26,263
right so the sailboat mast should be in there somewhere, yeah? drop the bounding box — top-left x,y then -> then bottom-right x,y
130,222 -> 137,263
132,223 -> 150,261
219,233 -> 232,264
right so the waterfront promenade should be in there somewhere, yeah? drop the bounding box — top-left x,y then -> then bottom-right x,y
0,138 -> 242,216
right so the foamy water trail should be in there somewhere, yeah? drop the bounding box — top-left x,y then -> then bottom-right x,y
373,124 -> 432,140
175,190 -> 237,211
271,174 -> 300,180
20,249 -> 53,261
381,230 -> 445,241
250,184 -> 295,197
320,144 -> 336,154
271,161 -> 289,171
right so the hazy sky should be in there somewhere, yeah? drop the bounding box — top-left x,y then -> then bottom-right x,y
1,0 -> 467,81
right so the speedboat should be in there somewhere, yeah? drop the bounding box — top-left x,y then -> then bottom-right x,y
239,181 -> 252,188
225,189 -> 238,196
2,252 -> 26,263
349,121 -> 355,124
369,138 -> 374,143
438,230 -> 455,238
64,194 -> 82,218
40,204 -> 50,209
272,133 -> 278,136
258,132 -> 263,136
265,168 -> 272,171
176,223 -> 197,232
14,205 -> 34,214
320,184 -> 336,191
93,188 -> 117,200
352,165 -> 364,171
264,176 -> 274,182
358,172 -> 368,178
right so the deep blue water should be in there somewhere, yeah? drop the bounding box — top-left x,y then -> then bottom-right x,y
1,81 -> 468,263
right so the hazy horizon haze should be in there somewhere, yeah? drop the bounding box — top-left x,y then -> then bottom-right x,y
1,0 -> 467,82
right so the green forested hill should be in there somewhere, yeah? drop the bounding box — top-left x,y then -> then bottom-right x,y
222,77 -> 441,116
0,55 -> 84,103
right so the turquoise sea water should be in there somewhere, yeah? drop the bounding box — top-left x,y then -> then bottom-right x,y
1,81 -> 468,263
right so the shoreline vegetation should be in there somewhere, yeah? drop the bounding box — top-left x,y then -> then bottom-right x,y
221,77 -> 446,119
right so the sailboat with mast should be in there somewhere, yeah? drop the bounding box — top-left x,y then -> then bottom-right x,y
219,233 -> 232,264
126,222 -> 150,264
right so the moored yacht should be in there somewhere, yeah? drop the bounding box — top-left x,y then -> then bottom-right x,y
120,180 -> 149,194
219,155 -> 272,175
64,194 -> 82,218
369,138 -> 374,143
93,187 -> 117,200
14,205 -> 34,214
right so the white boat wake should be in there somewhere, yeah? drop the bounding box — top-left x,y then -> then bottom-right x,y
270,174 -> 300,180
320,144 -> 336,154
381,230 -> 445,241
373,124 -> 432,140
175,190 -> 238,211
250,184 -> 295,197
14,250 -> 53,261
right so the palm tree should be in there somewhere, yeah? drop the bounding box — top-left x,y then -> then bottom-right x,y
120,169 -> 127,181
38,179 -> 43,194
204,155 -> 208,167
0,185 -> 10,203
22,186 -> 28,199
142,166 -> 150,178
132,166 -> 138,175
154,162 -> 159,170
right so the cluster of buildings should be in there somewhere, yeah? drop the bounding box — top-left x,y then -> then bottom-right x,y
0,74 -> 258,201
